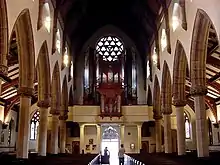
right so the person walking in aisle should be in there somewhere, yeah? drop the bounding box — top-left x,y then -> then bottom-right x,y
118,144 -> 125,165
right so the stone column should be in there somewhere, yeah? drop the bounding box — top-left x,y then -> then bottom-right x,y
16,87 -> 33,159
59,115 -> 67,154
120,125 -> 125,145
155,119 -> 162,153
0,65 -> 8,95
163,114 -> 172,153
173,100 -> 186,156
137,124 -> 142,153
96,125 -> 101,153
190,86 -> 209,157
37,100 -> 50,156
117,95 -> 121,113
80,124 -> 85,153
50,109 -> 60,154
101,95 -> 105,113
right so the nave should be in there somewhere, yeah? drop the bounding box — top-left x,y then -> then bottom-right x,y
1,0 -> 220,164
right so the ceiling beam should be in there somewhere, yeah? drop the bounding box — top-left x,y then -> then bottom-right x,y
1,78 -> 18,92
206,56 -> 220,70
209,72 -> 220,82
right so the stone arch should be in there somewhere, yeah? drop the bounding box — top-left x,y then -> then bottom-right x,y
51,61 -> 61,114
36,41 -> 51,102
61,76 -> 68,112
69,85 -> 74,106
153,75 -> 161,119
0,0 -> 8,68
13,9 -> 35,88
189,9 -> 219,157
147,85 -> 153,106
173,40 -> 188,106
161,61 -> 172,114
190,9 -> 212,93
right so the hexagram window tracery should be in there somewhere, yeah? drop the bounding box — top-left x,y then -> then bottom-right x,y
96,36 -> 124,62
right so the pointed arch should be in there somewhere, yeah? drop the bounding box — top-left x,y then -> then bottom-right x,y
14,9 -> 35,88
190,9 -> 211,91
37,41 -> 51,102
147,85 -> 153,106
51,61 -> 61,114
61,76 -> 68,111
161,61 -> 172,114
69,85 -> 74,106
153,75 -> 162,119
0,0 -> 8,67
173,40 -> 188,106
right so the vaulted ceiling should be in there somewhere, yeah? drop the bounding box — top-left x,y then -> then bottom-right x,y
56,0 -> 164,56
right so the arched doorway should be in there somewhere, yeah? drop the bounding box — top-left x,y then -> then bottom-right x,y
101,124 -> 120,164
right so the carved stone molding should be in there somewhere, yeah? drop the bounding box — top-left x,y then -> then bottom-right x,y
59,115 -> 68,121
0,64 -> 8,76
161,107 -> 172,115
190,86 -> 207,96
18,87 -> 34,97
59,109 -> 68,116
172,99 -> 187,107
50,109 -> 60,115
153,114 -> 162,120
37,100 -> 50,108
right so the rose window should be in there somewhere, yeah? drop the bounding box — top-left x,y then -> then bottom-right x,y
96,36 -> 124,62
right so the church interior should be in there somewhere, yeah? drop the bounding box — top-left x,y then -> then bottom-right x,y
0,0 -> 220,164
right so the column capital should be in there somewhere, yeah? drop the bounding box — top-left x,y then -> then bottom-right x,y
59,115 -> 68,120
190,85 -> 207,96
173,99 -> 187,107
0,64 -> 8,76
50,109 -> 60,115
37,100 -> 50,108
18,87 -> 34,97
161,107 -> 172,115
153,114 -> 162,120
60,109 -> 69,115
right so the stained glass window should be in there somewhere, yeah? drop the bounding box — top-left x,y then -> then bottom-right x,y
184,112 -> 191,139
56,29 -> 61,53
70,61 -> 73,78
96,36 -> 124,62
161,29 -> 167,51
172,2 -> 181,31
147,61 -> 150,78
152,47 -> 157,65
43,3 -> 51,32
30,110 -> 40,140
84,67 -> 89,88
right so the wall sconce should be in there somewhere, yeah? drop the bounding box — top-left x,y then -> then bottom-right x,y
130,143 -> 135,150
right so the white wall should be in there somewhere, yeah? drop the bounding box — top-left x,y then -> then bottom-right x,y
124,125 -> 138,153
84,125 -> 98,154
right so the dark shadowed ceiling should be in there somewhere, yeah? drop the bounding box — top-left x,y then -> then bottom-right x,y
57,0 -> 163,56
